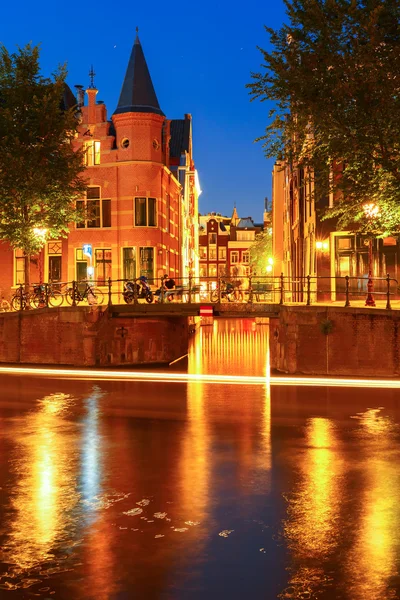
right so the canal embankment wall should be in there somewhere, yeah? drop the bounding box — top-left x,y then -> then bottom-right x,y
0,307 -> 189,366
270,306 -> 400,377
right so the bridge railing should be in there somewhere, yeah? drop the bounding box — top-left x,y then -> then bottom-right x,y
4,273 -> 399,311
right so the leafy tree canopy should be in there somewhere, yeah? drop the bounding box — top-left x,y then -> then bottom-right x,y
0,43 -> 86,265
249,228 -> 273,276
248,0 -> 400,235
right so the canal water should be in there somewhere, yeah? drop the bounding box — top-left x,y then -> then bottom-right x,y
0,319 -> 400,599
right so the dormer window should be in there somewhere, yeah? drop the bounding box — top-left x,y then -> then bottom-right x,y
83,141 -> 101,166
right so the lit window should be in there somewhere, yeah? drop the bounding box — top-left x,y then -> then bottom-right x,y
236,230 -> 255,241
83,141 -> 101,166
123,248 -> 136,280
135,197 -> 157,227
76,187 -> 111,229
242,252 -> 250,263
209,233 -> 217,245
95,249 -> 112,285
139,247 -> 154,281
199,246 -> 207,260
209,247 -> 217,260
209,264 -> 217,277
218,247 -> 226,260
231,251 -> 239,264
14,249 -> 25,285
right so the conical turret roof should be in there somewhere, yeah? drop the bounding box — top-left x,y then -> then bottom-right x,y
114,33 -> 164,116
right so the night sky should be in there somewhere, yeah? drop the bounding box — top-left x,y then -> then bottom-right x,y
1,0 -> 287,222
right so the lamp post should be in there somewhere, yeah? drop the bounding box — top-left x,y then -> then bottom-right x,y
363,203 -> 379,307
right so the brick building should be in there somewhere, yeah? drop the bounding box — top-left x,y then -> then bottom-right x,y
0,33 -> 200,295
198,208 -> 263,284
272,159 -> 400,300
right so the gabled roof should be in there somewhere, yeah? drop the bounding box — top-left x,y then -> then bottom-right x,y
237,217 -> 255,228
61,83 -> 77,111
113,33 -> 164,117
170,119 -> 190,158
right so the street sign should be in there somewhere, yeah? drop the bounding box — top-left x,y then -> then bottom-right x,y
83,244 -> 92,258
200,306 -> 213,317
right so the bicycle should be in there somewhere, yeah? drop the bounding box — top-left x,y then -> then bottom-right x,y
10,288 -> 29,311
65,281 -> 104,305
30,283 -> 64,308
210,282 -> 243,303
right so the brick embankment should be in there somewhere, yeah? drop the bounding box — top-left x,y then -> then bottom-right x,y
270,305 -> 400,377
0,306 -> 189,366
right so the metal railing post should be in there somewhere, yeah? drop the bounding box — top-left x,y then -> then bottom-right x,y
188,274 -> 193,304
19,284 -> 24,311
279,273 -> 284,305
386,273 -> 392,310
107,277 -> 112,307
44,283 -> 49,308
72,280 -> 77,307
159,276 -> 164,303
248,274 -> 253,304
344,275 -> 350,307
133,279 -> 138,305
306,275 -> 311,306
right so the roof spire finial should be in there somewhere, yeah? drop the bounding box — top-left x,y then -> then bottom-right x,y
88,65 -> 96,89
135,26 -> 140,44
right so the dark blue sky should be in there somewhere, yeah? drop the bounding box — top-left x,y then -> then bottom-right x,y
1,0 -> 286,222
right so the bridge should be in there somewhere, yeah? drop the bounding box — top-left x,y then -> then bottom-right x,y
4,273 -> 399,314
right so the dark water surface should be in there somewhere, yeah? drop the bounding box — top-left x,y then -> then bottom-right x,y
0,320 -> 400,599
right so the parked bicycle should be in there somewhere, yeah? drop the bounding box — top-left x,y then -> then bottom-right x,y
30,283 -> 64,308
10,288 -> 29,311
65,281 -> 104,305
210,281 -> 243,303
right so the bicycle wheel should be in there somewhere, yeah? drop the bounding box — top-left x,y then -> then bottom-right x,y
11,295 -> 26,311
89,288 -> 104,305
210,289 -> 219,303
49,291 -> 63,307
145,292 -> 154,304
30,293 -> 41,309
65,290 -> 77,305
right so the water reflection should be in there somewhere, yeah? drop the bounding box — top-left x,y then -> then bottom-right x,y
345,408 -> 400,600
0,393 -> 80,589
282,416 -> 344,598
1,321 -> 400,599
194,320 -> 269,376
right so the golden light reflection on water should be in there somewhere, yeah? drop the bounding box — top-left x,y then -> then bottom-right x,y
345,408 -> 400,600
282,417 -> 343,598
191,320 -> 269,377
1,393 -> 80,584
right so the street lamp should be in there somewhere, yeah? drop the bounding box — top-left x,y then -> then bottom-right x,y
363,203 -> 379,307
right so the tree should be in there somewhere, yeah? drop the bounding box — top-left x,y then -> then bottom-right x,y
249,228 -> 273,276
248,0 -> 400,235
0,44 -> 86,286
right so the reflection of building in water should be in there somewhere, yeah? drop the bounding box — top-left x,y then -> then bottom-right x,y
282,417 -> 343,597
2,393 -> 80,579
187,319 -> 272,494
344,408 -> 400,600
189,319 -> 269,377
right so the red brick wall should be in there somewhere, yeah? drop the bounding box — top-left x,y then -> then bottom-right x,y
0,308 -> 188,366
270,306 -> 400,377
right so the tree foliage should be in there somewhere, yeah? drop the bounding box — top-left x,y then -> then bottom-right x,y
249,228 -> 273,276
248,0 -> 400,235
0,43 -> 86,281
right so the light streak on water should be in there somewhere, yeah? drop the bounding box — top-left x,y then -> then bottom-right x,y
0,365 -> 399,388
